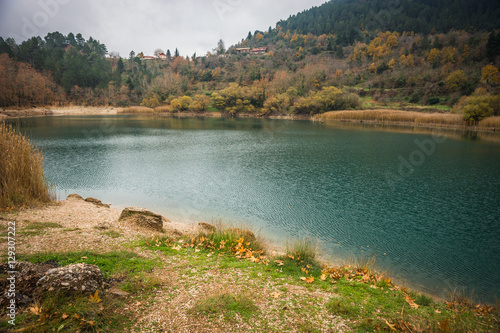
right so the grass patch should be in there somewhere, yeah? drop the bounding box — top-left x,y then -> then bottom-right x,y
16,221 -> 63,236
3,290 -> 132,332
18,250 -> 159,278
326,298 -> 360,316
100,230 -> 122,238
190,293 -> 258,321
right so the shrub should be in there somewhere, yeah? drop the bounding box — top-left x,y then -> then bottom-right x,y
170,95 -> 192,111
293,86 -> 361,114
453,90 -> 500,123
0,123 -> 53,209
140,95 -> 160,108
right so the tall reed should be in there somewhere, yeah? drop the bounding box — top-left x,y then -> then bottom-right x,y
0,122 -> 53,209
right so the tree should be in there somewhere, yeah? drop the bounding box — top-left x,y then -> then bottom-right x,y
215,39 -> 225,55
481,65 -> 500,84
117,58 -> 124,73
166,49 -> 171,59
129,50 -> 136,60
154,48 -> 164,57
446,70 -> 466,91
174,48 -> 179,58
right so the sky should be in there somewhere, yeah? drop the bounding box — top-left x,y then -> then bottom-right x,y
0,0 -> 327,57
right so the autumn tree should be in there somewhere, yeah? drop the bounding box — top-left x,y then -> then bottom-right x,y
445,70 -> 467,91
481,65 -> 500,84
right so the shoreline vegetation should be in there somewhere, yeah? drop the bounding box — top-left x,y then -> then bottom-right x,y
0,114 -> 499,332
1,106 -> 500,135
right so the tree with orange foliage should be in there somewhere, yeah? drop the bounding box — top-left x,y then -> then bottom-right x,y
481,65 -> 500,84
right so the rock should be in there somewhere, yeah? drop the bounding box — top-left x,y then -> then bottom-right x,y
85,197 -> 110,208
119,207 -> 169,232
36,263 -> 103,296
227,228 -> 256,242
107,287 -> 129,297
0,261 -> 57,308
198,222 -> 216,233
67,193 -> 84,200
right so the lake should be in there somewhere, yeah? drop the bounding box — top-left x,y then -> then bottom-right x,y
8,115 -> 500,303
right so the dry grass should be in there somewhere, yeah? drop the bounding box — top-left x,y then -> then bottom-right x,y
154,105 -> 173,112
0,123 -> 53,210
317,109 -> 465,126
119,105 -> 174,114
477,116 -> 500,129
119,106 -> 155,114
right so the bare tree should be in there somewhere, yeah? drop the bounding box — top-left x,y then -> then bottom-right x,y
154,48 -> 164,57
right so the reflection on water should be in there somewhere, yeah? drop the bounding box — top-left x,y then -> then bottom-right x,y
9,115 -> 500,303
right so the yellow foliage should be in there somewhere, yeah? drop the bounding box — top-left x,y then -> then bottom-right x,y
388,58 -> 396,69
445,70 -> 467,91
255,32 -> 264,40
427,48 -> 440,64
481,65 -> 500,84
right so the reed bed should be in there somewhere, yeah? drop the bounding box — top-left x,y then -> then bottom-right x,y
477,116 -> 500,129
0,123 -> 53,209
119,106 -> 155,114
318,109 -> 465,126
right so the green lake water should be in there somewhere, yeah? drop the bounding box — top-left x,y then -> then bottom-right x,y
9,115 -> 500,302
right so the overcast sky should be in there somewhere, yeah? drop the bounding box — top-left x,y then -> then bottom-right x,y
0,0 -> 327,57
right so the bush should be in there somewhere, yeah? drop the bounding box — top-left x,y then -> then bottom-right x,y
427,97 -> 440,105
0,123 -> 53,209
293,86 -> 361,114
453,90 -> 500,123
140,96 -> 160,108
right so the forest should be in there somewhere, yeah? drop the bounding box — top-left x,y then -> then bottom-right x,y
0,0 -> 499,122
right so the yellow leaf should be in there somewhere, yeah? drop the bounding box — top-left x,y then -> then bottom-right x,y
320,274 -> 327,281
287,255 -> 294,260
385,320 -> 397,331
87,320 -> 95,326
61,313 -> 69,319
435,309 -> 441,314
275,260 -> 284,266
405,294 -> 419,309
194,248 -> 200,253
300,276 -> 314,283
89,290 -> 101,304
270,291 -> 281,299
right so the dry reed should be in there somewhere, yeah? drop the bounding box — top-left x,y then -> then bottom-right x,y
318,110 -> 465,126
0,122 -> 53,209
477,116 -> 500,129
119,106 -> 155,114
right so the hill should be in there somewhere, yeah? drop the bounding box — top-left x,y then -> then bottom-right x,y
276,0 -> 500,44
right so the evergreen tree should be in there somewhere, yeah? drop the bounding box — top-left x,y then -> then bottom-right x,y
174,48 -> 179,58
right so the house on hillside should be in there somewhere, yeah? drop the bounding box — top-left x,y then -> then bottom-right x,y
158,53 -> 167,60
250,47 -> 268,54
141,56 -> 155,61
235,47 -> 251,53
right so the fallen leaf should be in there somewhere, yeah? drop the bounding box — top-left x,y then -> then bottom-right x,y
405,294 -> 419,309
81,256 -> 87,260
300,276 -> 314,283
270,291 -> 281,299
385,320 -> 397,331
275,260 -> 284,266
61,313 -> 69,319
435,309 -> 441,314
320,274 -> 327,281
89,290 -> 101,304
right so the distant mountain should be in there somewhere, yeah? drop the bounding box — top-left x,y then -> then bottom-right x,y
276,0 -> 500,43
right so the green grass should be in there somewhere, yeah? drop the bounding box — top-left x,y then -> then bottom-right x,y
190,293 -> 258,321
17,221 -> 63,236
100,230 -> 122,238
18,250 -> 160,278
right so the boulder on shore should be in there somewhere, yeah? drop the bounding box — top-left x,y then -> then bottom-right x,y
198,222 -> 216,233
119,207 -> 169,231
67,193 -> 84,200
36,263 -> 103,296
85,197 -> 110,208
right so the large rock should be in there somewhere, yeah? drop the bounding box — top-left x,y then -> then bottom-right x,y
0,261 -> 57,308
119,207 -> 169,231
198,222 -> 216,233
36,263 -> 103,296
67,193 -> 84,200
84,197 -> 110,208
